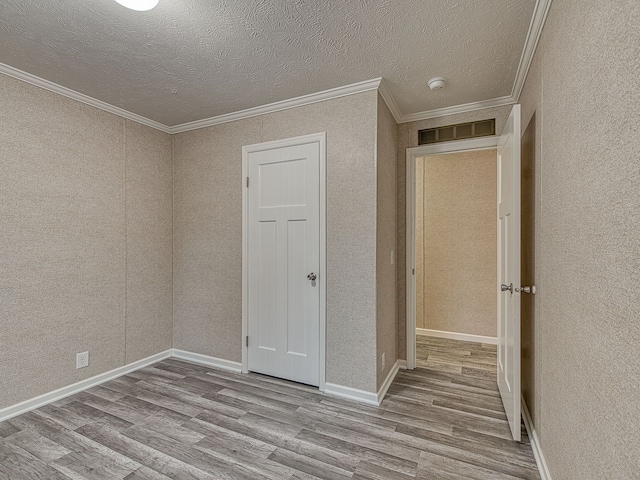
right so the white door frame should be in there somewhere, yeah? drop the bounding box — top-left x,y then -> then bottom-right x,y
405,135 -> 499,370
241,132 -> 327,392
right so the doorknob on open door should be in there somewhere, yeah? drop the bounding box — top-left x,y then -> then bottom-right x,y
307,273 -> 317,281
501,283 -> 513,293
520,285 -> 536,294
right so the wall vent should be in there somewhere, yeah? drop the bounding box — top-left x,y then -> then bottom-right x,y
418,119 -> 495,145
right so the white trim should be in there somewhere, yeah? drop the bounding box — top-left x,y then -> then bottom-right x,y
0,65 -> 381,136
522,396 -> 552,480
416,328 -> 498,345
512,0 -> 553,102
171,79 -> 382,134
326,362 -> 402,406
397,360 -> 408,370
397,96 -> 515,124
0,63 -> 171,133
318,135 -> 327,393
241,145 -> 249,375
396,0 -> 551,124
241,139 -> 249,375
377,78 -> 403,123
377,360 -> 400,404
324,383 -> 379,406
171,349 -> 242,373
0,350 -> 171,423
406,136 -> 500,370
405,140 -> 417,370
407,135 -> 500,158
2,0 -> 552,138
241,132 -> 327,392
2,4 -> 554,138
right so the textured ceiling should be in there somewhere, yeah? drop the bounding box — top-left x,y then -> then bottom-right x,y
0,0 -> 536,126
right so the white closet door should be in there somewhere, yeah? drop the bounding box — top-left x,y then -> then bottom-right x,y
246,140 -> 320,386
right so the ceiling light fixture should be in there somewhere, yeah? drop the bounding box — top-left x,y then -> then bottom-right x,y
427,77 -> 446,91
113,0 -> 159,11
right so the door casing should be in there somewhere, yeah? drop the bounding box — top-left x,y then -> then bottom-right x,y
405,135 -> 500,370
241,132 -> 327,392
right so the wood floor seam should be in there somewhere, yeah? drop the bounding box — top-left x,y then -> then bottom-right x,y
0,337 -> 540,479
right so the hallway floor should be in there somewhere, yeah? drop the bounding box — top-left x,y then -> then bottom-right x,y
0,337 -> 540,479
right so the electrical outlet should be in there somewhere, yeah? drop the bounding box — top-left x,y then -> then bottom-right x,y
382,352 -> 386,370
76,351 -> 89,369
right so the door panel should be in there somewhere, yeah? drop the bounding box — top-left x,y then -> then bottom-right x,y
287,219 -> 308,356
257,221 -> 277,351
247,141 -> 320,386
258,158 -> 307,208
497,104 -> 521,441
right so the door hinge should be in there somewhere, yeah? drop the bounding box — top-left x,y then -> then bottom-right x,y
412,268 -> 415,275
246,177 -> 249,187
245,336 -> 249,347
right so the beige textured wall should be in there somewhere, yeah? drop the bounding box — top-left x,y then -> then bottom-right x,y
173,91 -> 380,393
0,74 -> 172,409
172,119 -> 261,363
518,1 -> 640,478
416,150 -> 497,337
396,105 -> 513,359
125,121 -> 173,363
519,19 -> 545,454
375,94 -> 398,390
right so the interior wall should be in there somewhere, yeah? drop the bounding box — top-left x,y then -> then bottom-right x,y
172,118 -> 261,363
396,105 -> 513,359
0,73 -> 173,410
518,1 -> 640,478
375,94 -> 398,389
519,15 -> 544,449
125,121 -> 174,363
415,150 -> 497,337
173,90 -> 381,393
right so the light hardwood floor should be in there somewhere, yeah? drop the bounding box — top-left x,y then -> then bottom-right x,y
0,337 -> 539,479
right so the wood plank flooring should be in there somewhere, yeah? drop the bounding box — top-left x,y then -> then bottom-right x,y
0,337 -> 540,479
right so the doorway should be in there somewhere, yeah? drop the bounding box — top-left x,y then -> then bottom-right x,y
405,136 -> 500,369
414,148 -> 498,353
405,105 -> 527,442
241,133 -> 327,390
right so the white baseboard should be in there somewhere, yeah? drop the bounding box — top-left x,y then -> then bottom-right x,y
324,360 -> 400,407
0,350 -> 171,423
397,359 -> 407,370
521,396 -> 552,480
377,360 -> 400,404
170,349 -> 242,373
416,328 -> 498,345
1,348 -> 396,422
324,382 -> 379,406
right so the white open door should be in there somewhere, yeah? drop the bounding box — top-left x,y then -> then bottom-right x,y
497,104 -> 522,441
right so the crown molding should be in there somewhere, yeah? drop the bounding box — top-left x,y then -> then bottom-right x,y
377,78 -> 402,123
0,62 -> 171,133
391,0 -> 551,124
512,0 -> 553,102
1,0 -> 551,135
169,78 -> 382,134
397,95 -> 515,124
